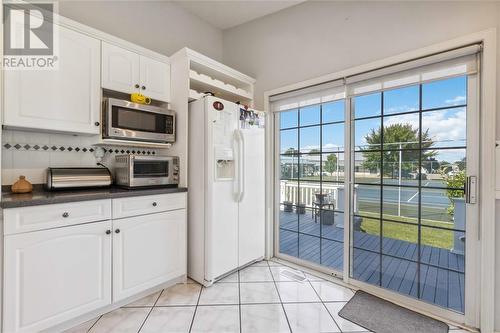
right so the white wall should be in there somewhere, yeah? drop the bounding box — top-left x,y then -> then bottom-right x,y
222,1 -> 500,330
59,1 -> 223,60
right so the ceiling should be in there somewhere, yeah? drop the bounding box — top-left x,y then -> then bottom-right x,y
175,0 -> 306,30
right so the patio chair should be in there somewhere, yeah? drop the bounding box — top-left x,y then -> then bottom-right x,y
312,192 -> 334,223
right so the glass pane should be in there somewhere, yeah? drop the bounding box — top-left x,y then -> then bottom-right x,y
299,207 -> 319,236
383,113 -> 420,150
321,209 -> 344,240
279,204 -> 298,232
280,180 -> 298,207
323,100 -> 344,123
352,247 -> 380,285
420,188 -> 464,231
382,221 -> 418,255
300,126 -> 320,153
354,151 -> 380,184
298,157 -> 319,182
321,238 -> 343,272
298,180 -> 321,207
299,233 -> 321,265
422,148 -> 466,188
422,108 -> 466,148
382,187 -> 419,221
280,155 -> 298,180
354,92 -> 381,119
322,153 -> 344,182
354,117 -> 382,150
354,185 -> 381,217
422,76 -> 467,110
280,228 -> 298,257
383,85 -> 419,115
322,123 -> 344,152
353,219 -> 380,253
280,109 -> 298,128
300,105 -> 320,126
382,255 -> 418,297
419,263 -> 464,313
280,129 -> 298,154
382,150 -> 420,186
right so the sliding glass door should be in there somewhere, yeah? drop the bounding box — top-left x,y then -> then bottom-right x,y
277,98 -> 346,274
273,45 -> 480,319
350,75 -> 474,313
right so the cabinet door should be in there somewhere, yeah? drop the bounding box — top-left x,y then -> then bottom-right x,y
4,26 -> 100,135
4,221 -> 112,333
113,209 -> 186,302
102,42 -> 140,94
140,55 -> 170,102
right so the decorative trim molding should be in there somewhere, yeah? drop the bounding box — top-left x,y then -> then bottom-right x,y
2,142 -> 157,155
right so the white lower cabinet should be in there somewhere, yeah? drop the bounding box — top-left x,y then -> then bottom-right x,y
4,221 -> 112,333
3,194 -> 187,333
112,209 -> 186,302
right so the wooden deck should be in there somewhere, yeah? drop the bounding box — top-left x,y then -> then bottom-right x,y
279,210 -> 465,313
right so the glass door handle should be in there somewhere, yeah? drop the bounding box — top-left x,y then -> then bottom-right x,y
465,176 -> 477,204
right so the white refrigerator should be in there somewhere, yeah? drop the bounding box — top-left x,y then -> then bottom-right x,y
188,96 -> 265,286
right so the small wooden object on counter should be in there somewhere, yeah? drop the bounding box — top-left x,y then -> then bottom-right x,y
11,176 -> 33,193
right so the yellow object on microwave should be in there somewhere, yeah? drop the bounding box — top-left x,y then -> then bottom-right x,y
130,93 -> 151,105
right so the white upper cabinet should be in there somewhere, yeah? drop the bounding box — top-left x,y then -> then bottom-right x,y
102,42 -> 170,102
3,25 -> 101,135
101,42 -> 140,95
140,56 -> 171,102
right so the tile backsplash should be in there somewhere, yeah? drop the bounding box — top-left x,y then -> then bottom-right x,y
2,129 -> 161,186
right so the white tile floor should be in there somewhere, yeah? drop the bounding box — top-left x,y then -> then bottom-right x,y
65,260 -> 473,333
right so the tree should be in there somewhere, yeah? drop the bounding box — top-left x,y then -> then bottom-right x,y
284,148 -> 298,156
308,148 -> 320,155
323,154 -> 338,175
361,123 -> 436,178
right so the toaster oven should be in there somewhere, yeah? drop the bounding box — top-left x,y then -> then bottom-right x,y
114,155 -> 179,188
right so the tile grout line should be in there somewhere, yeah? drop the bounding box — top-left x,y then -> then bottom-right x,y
86,315 -> 103,333
136,289 -> 164,332
267,261 -> 293,333
188,283 -> 203,333
306,279 -> 344,333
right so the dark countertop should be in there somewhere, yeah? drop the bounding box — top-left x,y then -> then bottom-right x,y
1,185 -> 188,209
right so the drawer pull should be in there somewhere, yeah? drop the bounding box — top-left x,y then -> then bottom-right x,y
105,230 -> 111,235
115,229 -> 121,234
152,202 -> 157,207
62,212 -> 69,218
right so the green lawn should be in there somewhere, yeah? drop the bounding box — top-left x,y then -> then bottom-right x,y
358,212 -> 454,250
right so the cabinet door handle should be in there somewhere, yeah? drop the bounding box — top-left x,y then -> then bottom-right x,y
115,229 -> 120,234
62,212 -> 69,218
152,202 -> 157,207
105,230 -> 111,235
135,84 -> 140,88
141,85 -> 146,90
94,121 -> 100,126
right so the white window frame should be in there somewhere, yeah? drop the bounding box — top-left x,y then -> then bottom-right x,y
264,29 -> 496,331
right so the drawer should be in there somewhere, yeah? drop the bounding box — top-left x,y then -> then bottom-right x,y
4,200 -> 111,235
112,193 -> 186,219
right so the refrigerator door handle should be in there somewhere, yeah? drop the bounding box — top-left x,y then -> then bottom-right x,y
233,130 -> 241,201
238,130 -> 245,202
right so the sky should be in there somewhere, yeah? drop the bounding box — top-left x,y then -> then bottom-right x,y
280,76 -> 467,163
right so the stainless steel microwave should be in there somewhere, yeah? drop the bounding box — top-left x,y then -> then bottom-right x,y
103,98 -> 175,143
114,155 -> 179,188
